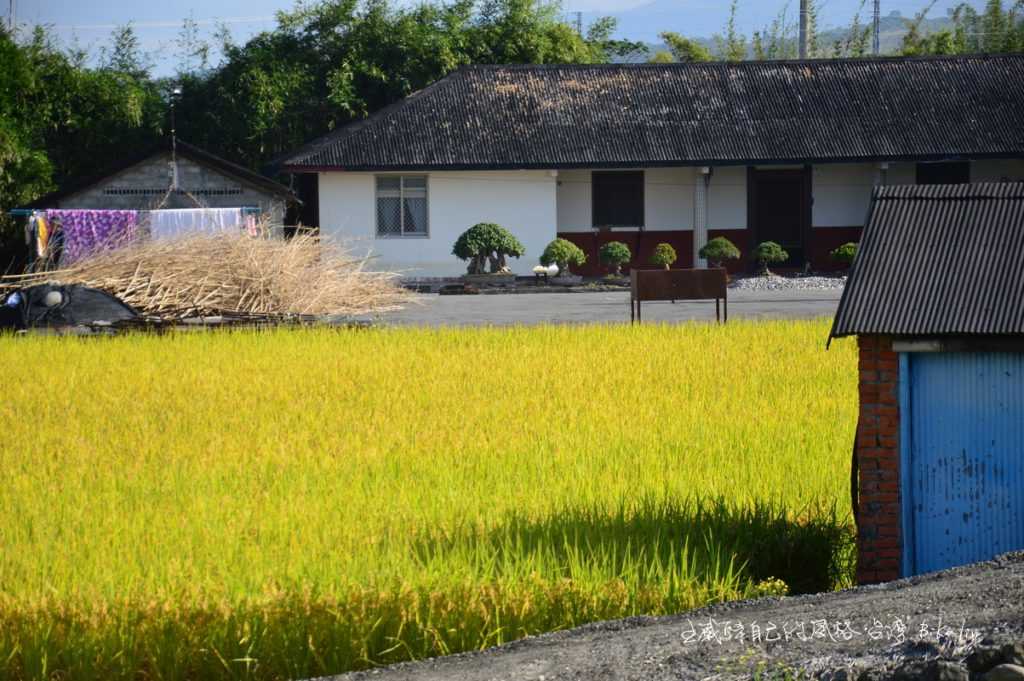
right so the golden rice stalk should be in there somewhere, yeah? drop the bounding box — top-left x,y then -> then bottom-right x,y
5,232 -> 411,319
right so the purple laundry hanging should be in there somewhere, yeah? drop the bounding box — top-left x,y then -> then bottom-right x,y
47,210 -> 139,265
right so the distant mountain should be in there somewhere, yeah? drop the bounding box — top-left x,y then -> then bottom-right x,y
576,0 -> 983,48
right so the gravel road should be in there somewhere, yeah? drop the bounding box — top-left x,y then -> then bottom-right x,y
321,553 -> 1024,681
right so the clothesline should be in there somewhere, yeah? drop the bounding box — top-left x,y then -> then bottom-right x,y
19,207 -> 268,270
7,206 -> 265,217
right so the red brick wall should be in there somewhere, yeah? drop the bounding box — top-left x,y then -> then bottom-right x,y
856,335 -> 902,584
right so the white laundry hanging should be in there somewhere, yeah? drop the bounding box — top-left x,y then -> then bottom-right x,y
147,208 -> 245,240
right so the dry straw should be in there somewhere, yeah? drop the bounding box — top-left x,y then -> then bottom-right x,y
6,231 -> 411,319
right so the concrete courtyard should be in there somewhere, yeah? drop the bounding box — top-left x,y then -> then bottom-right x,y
381,289 -> 842,326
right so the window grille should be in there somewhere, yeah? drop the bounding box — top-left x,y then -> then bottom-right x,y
376,176 -> 428,237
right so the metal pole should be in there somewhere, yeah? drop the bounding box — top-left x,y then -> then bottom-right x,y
873,0 -> 881,55
8,0 -> 14,32
799,0 -> 809,58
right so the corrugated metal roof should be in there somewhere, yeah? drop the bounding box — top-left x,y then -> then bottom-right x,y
830,182 -> 1024,338
282,55 -> 1024,171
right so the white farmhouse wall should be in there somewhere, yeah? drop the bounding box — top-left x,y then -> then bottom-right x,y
556,168 -> 696,233
707,166 -> 746,230
318,170 -> 557,277
812,163 -> 878,227
555,170 -> 592,232
645,168 -> 695,231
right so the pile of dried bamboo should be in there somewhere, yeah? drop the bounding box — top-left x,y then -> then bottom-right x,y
5,232 -> 411,319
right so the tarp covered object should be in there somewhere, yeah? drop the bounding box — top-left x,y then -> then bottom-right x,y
1,284 -> 139,330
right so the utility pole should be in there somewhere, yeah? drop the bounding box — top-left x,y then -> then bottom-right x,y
873,0 -> 881,55
575,11 -> 582,36
8,0 -> 15,32
799,0 -> 810,59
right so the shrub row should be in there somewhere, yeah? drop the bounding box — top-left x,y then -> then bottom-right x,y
452,223 -> 858,276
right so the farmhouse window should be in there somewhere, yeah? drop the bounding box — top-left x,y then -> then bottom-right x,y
593,171 -> 644,228
916,161 -> 970,185
376,176 -> 428,237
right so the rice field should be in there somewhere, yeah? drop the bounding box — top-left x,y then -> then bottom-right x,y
0,320 -> 857,681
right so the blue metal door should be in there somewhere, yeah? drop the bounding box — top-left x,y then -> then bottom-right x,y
901,352 -> 1024,576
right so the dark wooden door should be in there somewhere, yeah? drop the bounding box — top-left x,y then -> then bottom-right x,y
749,168 -> 811,268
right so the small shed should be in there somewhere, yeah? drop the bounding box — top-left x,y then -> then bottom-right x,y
24,138 -> 298,229
830,182 -> 1024,584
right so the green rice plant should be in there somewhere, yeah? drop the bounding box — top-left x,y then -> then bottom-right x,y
0,320 -> 857,680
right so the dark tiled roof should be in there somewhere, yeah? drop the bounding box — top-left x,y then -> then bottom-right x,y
830,182 -> 1024,339
283,55 -> 1024,171
24,139 -> 298,209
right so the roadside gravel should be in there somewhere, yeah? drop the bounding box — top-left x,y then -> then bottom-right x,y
320,552 -> 1024,681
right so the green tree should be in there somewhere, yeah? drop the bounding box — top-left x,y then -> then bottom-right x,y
173,0 -> 611,170
699,237 -> 741,268
650,243 -> 678,269
830,0 -> 872,57
540,238 -> 587,273
713,0 -> 748,60
599,241 -> 631,276
902,0 -> 1024,55
453,222 -> 526,274
0,26 -> 163,267
754,241 -> 789,275
586,17 -> 647,61
656,31 -> 712,62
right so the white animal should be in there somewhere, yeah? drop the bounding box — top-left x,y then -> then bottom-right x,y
533,264 -> 560,276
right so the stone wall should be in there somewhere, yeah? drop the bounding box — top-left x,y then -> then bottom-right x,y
53,152 -> 288,228
855,334 -> 902,585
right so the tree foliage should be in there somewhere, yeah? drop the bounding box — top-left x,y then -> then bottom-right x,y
172,0 -> 620,166
902,0 -> 1024,56
652,32 -> 712,62
830,242 -> 857,266
0,26 -> 164,266
0,0 -> 623,267
699,237 -> 741,268
754,241 -> 789,275
453,222 -> 526,274
650,243 -> 678,268
540,238 -> 586,272
599,241 -> 631,275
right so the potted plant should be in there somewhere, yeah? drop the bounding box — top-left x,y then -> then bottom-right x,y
699,237 -> 741,269
599,241 -> 631,278
753,241 -> 789,276
452,222 -> 525,284
539,238 -> 586,285
649,243 -> 678,270
830,242 -> 857,270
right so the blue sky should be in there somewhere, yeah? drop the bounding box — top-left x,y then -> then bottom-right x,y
7,0 -> 976,75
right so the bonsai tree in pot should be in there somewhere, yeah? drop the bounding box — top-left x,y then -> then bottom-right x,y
452,222 -> 526,275
754,241 -> 789,276
540,238 -> 587,276
699,237 -> 741,269
599,241 -> 632,277
830,242 -> 857,269
650,243 -> 678,270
